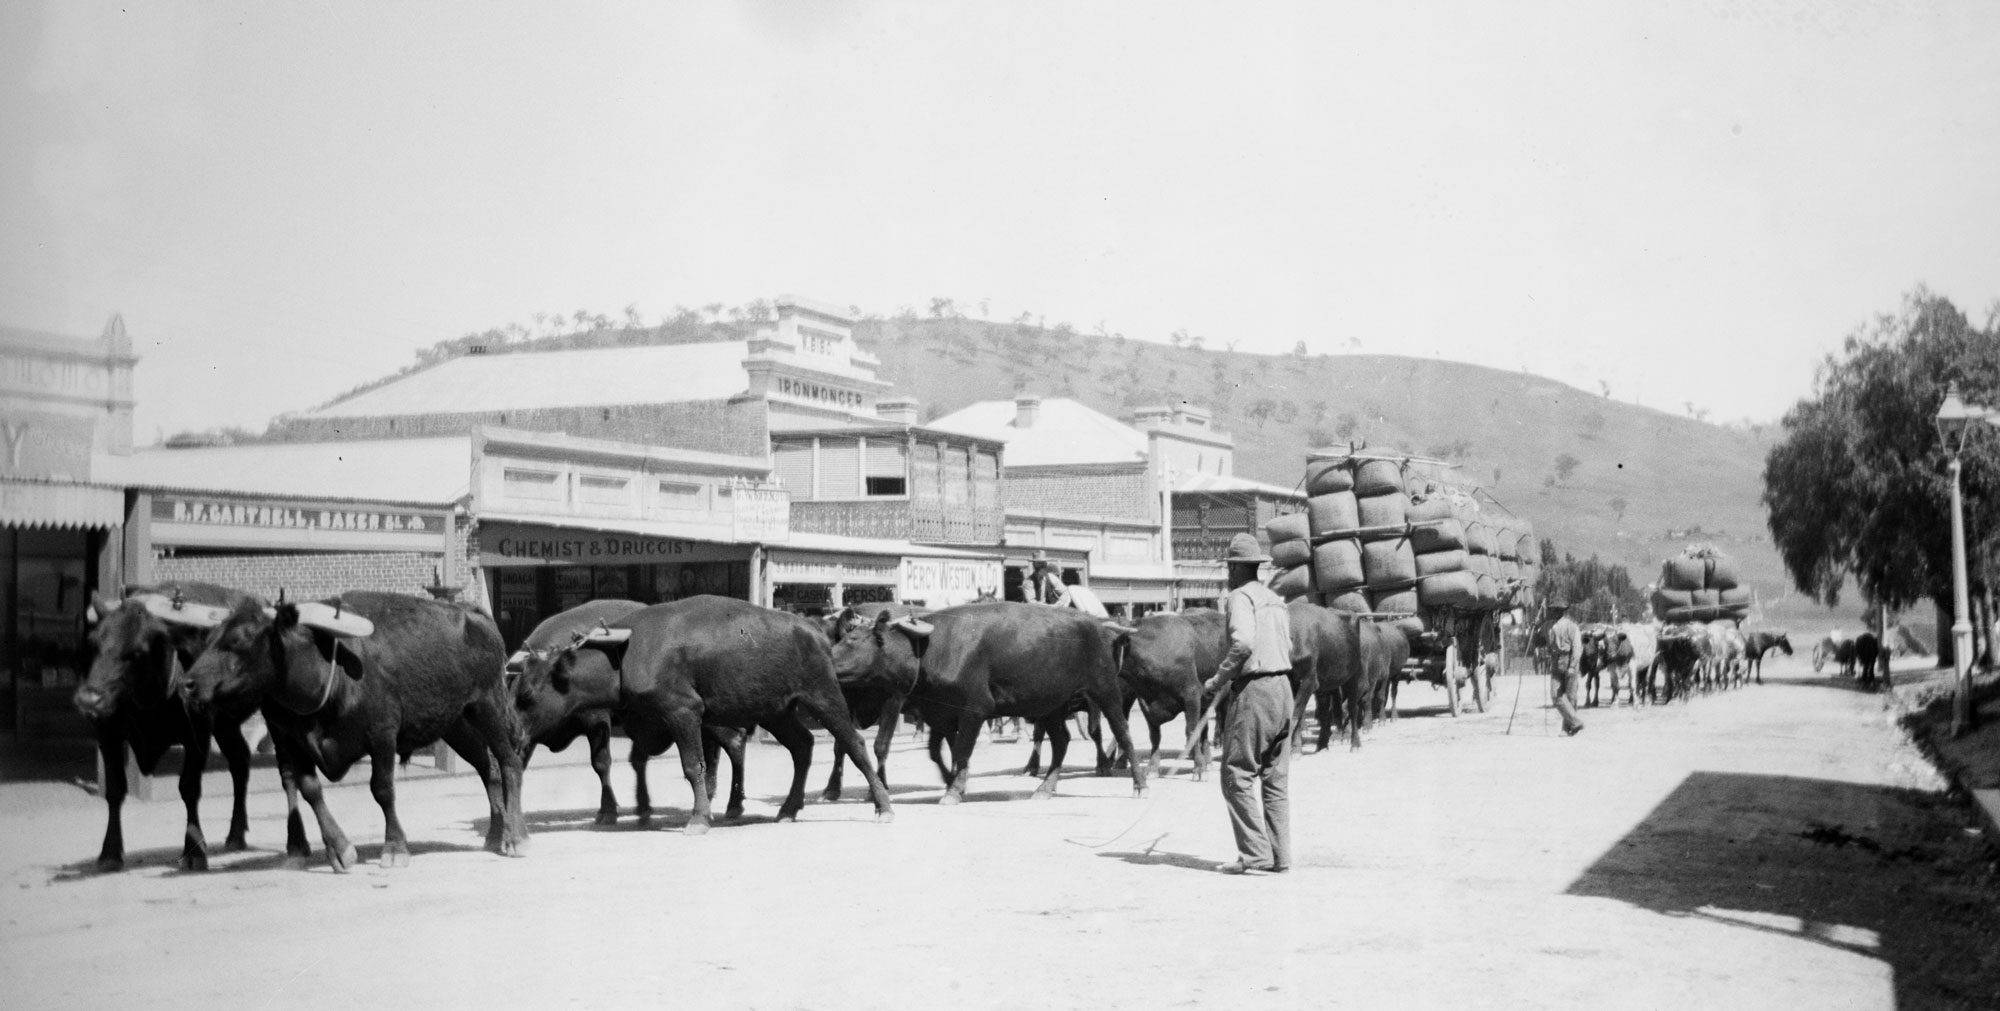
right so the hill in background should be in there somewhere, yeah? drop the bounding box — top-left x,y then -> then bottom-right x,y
857,316 -> 1848,635
265,307 -> 1854,635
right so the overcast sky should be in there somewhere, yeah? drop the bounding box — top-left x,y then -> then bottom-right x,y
3,1 -> 1996,442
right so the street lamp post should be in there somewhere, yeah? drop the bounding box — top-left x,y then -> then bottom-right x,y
1934,382 -> 1992,737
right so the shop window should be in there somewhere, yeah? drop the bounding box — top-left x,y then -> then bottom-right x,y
865,476 -> 907,496
504,468 -> 563,502
578,474 -> 630,506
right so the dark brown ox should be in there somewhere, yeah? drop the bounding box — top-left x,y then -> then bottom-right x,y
1291,602 -> 1389,753
820,602 -> 926,801
1108,608 -> 1226,780
76,583 -> 263,871
510,599 -> 750,824
516,595 -> 892,833
830,599 -> 1146,803
185,591 -> 524,870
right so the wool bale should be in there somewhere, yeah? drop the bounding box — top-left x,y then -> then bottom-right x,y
1406,497 -> 1455,524
1690,588 -> 1721,609
1306,491 -> 1360,537
1475,574 -> 1502,609
1367,588 -> 1424,636
1311,538 -> 1367,591
1304,459 -> 1355,496
1417,571 -> 1480,609
1705,555 -> 1741,590
1271,538 -> 1312,570
1323,589 -> 1369,613
1352,459 -> 1404,497
1411,518 -> 1466,554
1465,522 -> 1494,556
1516,533 -> 1539,563
1269,565 -> 1312,600
1494,528 -> 1519,561
1361,536 -> 1417,587
1651,588 -> 1693,620
1356,491 -> 1408,534
1662,555 -> 1706,592
1266,512 -> 1310,544
1415,548 -> 1469,577
1502,558 -> 1521,582
1718,586 -> 1751,609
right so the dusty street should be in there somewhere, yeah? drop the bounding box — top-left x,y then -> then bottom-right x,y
3,653 -> 1996,1010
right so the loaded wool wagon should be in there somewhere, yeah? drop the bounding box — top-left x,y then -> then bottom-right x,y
1264,450 -> 1539,715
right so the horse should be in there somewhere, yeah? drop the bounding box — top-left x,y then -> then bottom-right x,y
1742,630 -> 1792,684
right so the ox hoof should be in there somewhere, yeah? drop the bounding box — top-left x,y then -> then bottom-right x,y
223,834 -> 249,853
819,788 -> 842,804
683,819 -> 711,836
593,809 -> 619,827
938,792 -> 963,807
181,848 -> 209,872
1132,787 -> 1148,800
776,811 -> 799,824
1029,790 -> 1055,801
724,804 -> 745,821
380,844 -> 411,869
282,853 -> 311,870
95,854 -> 124,874
874,808 -> 894,824
491,836 -> 527,858
327,844 -> 358,873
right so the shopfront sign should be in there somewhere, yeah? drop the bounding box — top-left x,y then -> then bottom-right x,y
729,484 -> 790,542
0,410 -> 94,481
149,495 -> 449,552
766,551 -> 899,586
900,558 -> 1003,605
478,521 -> 747,566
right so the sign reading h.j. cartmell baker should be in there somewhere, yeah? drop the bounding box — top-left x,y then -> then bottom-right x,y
149,496 -> 448,552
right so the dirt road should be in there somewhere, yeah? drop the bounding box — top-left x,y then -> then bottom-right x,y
3,654 -> 1996,1010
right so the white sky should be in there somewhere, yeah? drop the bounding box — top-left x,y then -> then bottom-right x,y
3,1 -> 1996,441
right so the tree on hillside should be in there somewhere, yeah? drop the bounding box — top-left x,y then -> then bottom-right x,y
1763,288 -> 2000,665
1610,496 -> 1629,522
1554,453 -> 1580,483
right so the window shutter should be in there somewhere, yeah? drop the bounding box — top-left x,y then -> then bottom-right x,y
819,439 -> 860,498
773,445 -> 814,499
866,439 -> 908,478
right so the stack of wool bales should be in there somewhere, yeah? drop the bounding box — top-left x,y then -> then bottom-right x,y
1651,545 -> 1750,622
1352,459 -> 1422,635
1264,510 -> 1315,599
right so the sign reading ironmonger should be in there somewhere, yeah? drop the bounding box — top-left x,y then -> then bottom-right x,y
478,521 -> 747,566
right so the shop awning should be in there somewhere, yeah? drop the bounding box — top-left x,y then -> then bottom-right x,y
0,480 -> 123,529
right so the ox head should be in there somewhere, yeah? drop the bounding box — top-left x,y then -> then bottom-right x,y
1772,631 -> 1794,655
510,624 -> 628,745
828,607 -> 930,692
184,598 -> 373,714
77,591 -> 213,720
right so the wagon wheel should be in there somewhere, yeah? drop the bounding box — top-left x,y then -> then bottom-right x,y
1468,613 -> 1491,713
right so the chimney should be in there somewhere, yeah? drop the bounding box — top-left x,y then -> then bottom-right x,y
876,397 -> 919,424
1014,395 -> 1042,428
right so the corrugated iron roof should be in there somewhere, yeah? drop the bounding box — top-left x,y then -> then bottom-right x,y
300,343 -> 761,418
1171,472 -> 1305,499
928,398 -> 1148,467
101,438 -> 471,505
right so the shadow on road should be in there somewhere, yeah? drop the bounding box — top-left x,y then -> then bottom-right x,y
1565,770 -> 2000,1008
1096,844 -> 1218,874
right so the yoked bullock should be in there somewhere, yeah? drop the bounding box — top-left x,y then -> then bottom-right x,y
76,582 -> 265,871
511,599 -> 751,823
511,594 -> 893,832
184,590 -> 527,870
830,599 -> 1147,803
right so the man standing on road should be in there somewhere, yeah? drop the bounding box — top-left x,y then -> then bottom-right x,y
1203,533 -> 1294,875
1544,598 -> 1585,736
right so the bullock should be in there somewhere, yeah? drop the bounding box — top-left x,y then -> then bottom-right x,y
1742,630 -> 1792,684
76,583 -> 263,871
1855,632 -> 1884,690
1108,608 -> 1227,779
1654,624 -> 1707,703
522,595 -> 892,832
830,599 -> 1144,803
820,602 -> 928,801
1292,603 -> 1386,753
1618,623 -> 1660,705
511,600 -> 749,823
186,591 -> 525,870
1366,621 -> 1411,725
1707,621 -> 1747,689
1579,624 -> 1612,707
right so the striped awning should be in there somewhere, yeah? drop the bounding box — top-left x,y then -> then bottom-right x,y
0,480 -> 124,529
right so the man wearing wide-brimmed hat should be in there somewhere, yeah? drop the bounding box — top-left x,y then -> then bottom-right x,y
1202,532 -> 1295,874
1543,597 -> 1584,736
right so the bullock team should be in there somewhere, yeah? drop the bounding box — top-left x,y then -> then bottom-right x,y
72,579 -> 1797,873
1576,620 -> 1794,707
